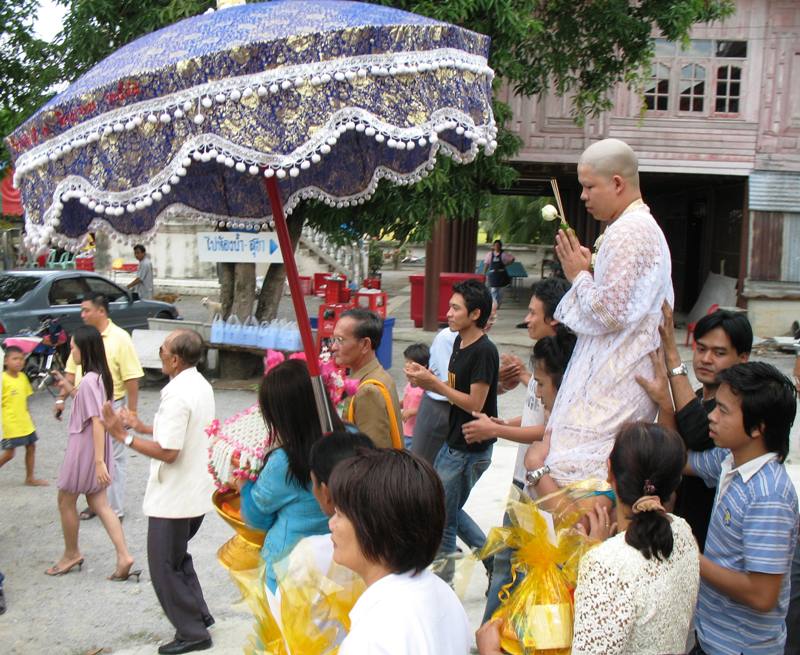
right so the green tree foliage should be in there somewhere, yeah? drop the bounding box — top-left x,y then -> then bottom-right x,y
0,0 -> 60,165
481,195 -> 557,245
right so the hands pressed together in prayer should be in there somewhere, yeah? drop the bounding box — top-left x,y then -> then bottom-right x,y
554,228 -> 592,282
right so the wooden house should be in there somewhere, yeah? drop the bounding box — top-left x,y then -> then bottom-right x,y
500,0 -> 800,335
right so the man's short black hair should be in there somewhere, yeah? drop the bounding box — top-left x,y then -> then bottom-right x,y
452,278 -> 493,328
403,342 -> 430,367
694,310 -> 753,355
530,278 -> 572,321
716,362 -> 797,462
309,430 -> 375,485
133,244 -> 146,254
169,329 -> 204,367
340,308 -> 383,351
85,292 -> 109,314
329,449 -> 445,575
532,330 -> 577,390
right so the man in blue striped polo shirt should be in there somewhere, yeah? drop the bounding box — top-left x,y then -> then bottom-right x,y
686,362 -> 798,655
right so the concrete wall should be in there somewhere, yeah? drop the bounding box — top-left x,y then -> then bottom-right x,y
746,298 -> 800,337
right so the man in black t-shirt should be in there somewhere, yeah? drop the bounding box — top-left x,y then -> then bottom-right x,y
405,279 -> 498,559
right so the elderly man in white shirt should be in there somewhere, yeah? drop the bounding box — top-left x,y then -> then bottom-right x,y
103,330 -> 215,655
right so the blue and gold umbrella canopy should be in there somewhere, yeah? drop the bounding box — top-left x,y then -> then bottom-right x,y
7,0 -> 496,252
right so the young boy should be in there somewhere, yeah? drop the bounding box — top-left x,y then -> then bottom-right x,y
270,431 -> 375,650
401,343 -> 430,450
405,279 -> 499,561
0,346 -> 47,486
685,362 -> 798,655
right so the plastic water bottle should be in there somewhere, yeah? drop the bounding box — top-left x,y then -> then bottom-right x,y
211,314 -> 224,343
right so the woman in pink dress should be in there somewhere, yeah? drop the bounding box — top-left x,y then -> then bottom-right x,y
46,325 -> 138,581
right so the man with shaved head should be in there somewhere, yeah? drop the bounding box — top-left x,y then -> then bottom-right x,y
527,138 -> 673,488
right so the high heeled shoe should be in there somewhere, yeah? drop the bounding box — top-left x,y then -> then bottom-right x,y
45,558 -> 84,576
108,567 -> 142,582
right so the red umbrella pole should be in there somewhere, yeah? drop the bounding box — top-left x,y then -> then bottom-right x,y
263,176 -> 318,375
263,176 -> 334,431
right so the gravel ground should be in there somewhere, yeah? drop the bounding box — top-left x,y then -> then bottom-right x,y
1,283 -> 798,654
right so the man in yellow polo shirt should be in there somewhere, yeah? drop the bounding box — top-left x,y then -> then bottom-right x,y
56,293 -> 144,520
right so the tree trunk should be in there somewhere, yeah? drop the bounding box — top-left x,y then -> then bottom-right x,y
255,211 -> 304,322
219,262 -> 235,318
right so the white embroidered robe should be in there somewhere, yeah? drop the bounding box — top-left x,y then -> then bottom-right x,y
546,203 -> 674,485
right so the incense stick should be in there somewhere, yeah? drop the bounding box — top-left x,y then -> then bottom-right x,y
550,177 -> 566,223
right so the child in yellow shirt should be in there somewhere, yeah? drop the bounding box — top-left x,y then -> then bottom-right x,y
0,346 -> 48,486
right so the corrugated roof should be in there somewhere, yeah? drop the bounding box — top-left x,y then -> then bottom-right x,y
749,170 -> 800,212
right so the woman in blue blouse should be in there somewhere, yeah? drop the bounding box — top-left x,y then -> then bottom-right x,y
239,359 -> 344,593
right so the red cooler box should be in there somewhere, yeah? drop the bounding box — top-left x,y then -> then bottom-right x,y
409,273 -> 485,327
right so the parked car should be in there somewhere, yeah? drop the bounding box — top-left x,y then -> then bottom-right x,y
0,270 -> 179,338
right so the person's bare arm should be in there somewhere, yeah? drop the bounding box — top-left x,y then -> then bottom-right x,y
635,348 -> 677,430
124,378 -> 139,414
102,402 -> 178,463
463,412 -> 544,445
699,556 -> 784,612
660,301 -> 697,412
404,362 -> 489,414
92,416 -> 111,485
53,371 -> 76,418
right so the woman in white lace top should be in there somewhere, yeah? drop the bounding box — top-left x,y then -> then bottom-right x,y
571,423 -> 700,655
477,423 -> 699,655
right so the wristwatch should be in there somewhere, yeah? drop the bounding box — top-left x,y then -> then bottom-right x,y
525,465 -> 550,487
668,363 -> 688,378
124,434 -> 134,448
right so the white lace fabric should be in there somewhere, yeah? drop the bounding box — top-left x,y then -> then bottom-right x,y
572,515 -> 700,655
547,206 -> 674,484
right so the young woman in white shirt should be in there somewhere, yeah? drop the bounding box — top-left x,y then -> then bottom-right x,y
329,448 -> 470,655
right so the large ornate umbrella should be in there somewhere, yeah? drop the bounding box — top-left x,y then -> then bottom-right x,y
7,0 -> 496,422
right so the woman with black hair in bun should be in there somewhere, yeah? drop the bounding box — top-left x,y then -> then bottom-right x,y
570,422 -> 699,655
479,422 -> 698,655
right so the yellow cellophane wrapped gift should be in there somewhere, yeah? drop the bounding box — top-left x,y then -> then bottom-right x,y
479,480 -> 610,655
276,538 -> 365,655
229,538 -> 366,655
228,563 -> 289,655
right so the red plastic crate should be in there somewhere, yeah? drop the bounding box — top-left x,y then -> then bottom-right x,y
324,277 -> 347,304
299,276 -> 312,296
362,277 -> 381,290
353,290 -> 387,318
316,303 -> 352,352
75,255 -> 95,271
314,272 -> 332,295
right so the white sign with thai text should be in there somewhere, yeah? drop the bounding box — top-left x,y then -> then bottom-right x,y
196,231 -> 283,263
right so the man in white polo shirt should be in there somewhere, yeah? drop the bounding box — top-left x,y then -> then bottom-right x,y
103,329 -> 215,655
